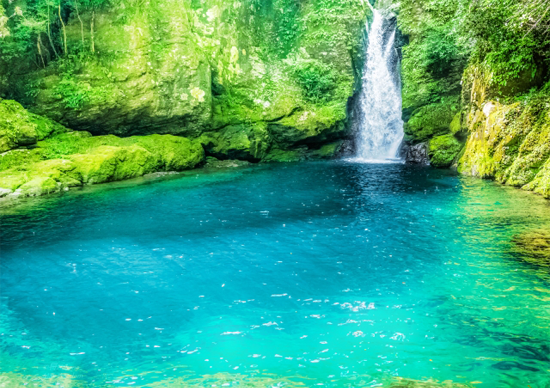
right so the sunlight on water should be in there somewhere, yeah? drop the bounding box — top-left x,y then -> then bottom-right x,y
1,161 -> 550,387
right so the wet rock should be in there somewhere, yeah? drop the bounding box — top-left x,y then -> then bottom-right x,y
403,142 -> 430,165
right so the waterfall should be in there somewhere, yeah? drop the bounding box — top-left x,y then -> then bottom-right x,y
354,9 -> 404,162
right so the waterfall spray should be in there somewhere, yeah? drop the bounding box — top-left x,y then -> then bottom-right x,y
354,10 -> 404,162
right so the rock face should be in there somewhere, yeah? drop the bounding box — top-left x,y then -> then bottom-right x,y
5,0 -> 368,161
457,65 -> 550,198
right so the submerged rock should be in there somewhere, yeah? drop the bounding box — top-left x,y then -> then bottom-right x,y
387,377 -> 472,388
204,157 -> 251,169
511,229 -> 550,267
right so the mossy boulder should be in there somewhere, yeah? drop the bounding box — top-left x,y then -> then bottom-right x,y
200,124 -> 270,162
0,99 -> 67,152
428,134 -> 463,168
404,98 -> 460,143
68,145 -> 156,184
263,141 -> 342,162
0,148 -> 45,171
263,147 -> 309,163
0,158 -> 80,196
0,133 -> 205,200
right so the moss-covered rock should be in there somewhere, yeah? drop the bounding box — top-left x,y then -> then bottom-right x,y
458,83 -> 550,198
200,124 -> 270,162
263,141 -> 342,162
0,98 -> 67,152
0,132 -> 205,200
404,98 -> 460,143
428,134 -> 463,168
68,145 -> 156,185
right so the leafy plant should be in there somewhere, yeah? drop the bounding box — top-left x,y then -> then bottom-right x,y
294,59 -> 337,103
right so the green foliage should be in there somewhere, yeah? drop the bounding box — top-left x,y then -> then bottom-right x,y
0,0 -> 115,97
398,0 -> 550,105
401,28 -> 466,109
293,59 -> 337,103
462,0 -> 548,90
273,0 -> 301,56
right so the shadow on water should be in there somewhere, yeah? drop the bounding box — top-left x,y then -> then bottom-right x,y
1,161 -> 456,250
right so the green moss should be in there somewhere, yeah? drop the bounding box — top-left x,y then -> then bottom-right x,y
428,134 -> 463,168
263,147 -> 308,163
523,158 -> 550,198
458,84 -> 550,198
0,132 -> 205,200
0,149 -> 44,172
0,99 -> 68,152
404,98 -> 459,142
272,104 -> 346,146
69,145 -> 155,184
449,112 -> 462,135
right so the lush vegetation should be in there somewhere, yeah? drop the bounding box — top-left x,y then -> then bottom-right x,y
398,0 -> 550,108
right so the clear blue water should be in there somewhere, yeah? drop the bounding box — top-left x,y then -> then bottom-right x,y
1,161 -> 550,387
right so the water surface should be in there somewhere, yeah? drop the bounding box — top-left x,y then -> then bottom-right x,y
1,161 -> 550,387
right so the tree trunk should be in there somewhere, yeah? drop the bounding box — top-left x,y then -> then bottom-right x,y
91,11 -> 95,53
47,4 -> 60,59
37,36 -> 46,68
58,4 -> 68,56
74,0 -> 85,51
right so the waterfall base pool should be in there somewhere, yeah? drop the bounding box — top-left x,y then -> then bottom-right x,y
1,161 -> 550,387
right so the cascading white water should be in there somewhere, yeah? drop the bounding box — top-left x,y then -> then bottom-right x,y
355,10 -> 404,162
